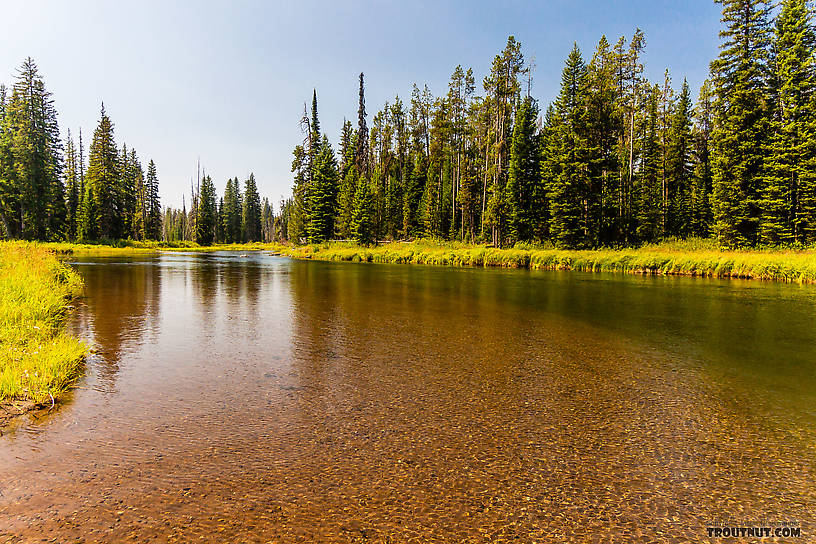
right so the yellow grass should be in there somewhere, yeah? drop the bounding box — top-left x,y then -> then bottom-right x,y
277,239 -> 816,283
0,242 -> 88,403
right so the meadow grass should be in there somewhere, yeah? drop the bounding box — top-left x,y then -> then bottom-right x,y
39,239 -> 284,256
0,241 -> 88,404
278,239 -> 816,283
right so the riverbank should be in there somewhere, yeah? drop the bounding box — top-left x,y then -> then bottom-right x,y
0,242 -> 87,427
278,239 -> 816,283
40,240 -> 281,256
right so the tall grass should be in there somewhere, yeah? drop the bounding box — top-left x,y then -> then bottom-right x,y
279,239 -> 816,283
41,240 -> 284,256
0,242 -> 87,403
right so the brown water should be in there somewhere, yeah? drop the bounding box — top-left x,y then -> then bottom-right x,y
1,252 -> 815,542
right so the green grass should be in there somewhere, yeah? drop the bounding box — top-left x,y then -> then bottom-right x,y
278,238 -> 816,283
39,240 -> 284,256
0,242 -> 88,403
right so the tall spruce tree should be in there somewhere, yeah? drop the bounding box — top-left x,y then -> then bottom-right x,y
691,80 -> 715,237
64,130 -> 80,240
85,104 -> 120,239
761,0 -> 816,244
242,173 -> 262,242
710,0 -> 773,246
506,95 -> 540,242
636,85 -> 663,242
0,59 -> 64,240
351,176 -> 375,244
307,137 -> 339,242
666,79 -> 695,236
145,160 -> 161,239
548,44 -> 589,248
195,174 -> 217,245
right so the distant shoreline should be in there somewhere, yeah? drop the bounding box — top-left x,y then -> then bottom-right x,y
25,239 -> 816,283
276,240 -> 816,284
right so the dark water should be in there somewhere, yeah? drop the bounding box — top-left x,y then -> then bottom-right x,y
1,252 -> 815,542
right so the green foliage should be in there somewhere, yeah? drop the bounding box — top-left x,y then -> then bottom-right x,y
242,173 -> 262,242
0,59 -> 65,241
306,138 -> 339,242
281,238 -> 816,283
760,0 -> 816,244
0,241 -> 86,403
145,160 -> 161,240
195,175 -> 217,245
710,0 -> 773,247
506,96 -> 540,243
666,80 -> 695,236
547,44 -> 589,248
351,177 -> 375,244
85,104 -> 120,239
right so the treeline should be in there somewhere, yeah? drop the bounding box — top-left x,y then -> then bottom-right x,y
0,59 -> 162,242
160,173 -> 279,245
283,0 -> 816,249
0,57 -> 284,245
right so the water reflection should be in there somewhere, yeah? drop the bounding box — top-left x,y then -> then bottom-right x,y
69,257 -> 162,389
0,254 -> 814,542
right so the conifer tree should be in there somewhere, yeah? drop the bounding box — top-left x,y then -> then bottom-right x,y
86,104 -> 120,239
506,95 -> 540,242
0,59 -> 64,240
691,80 -> 715,236
0,84 -> 11,238
242,173 -> 262,242
635,85 -> 663,242
307,137 -> 339,242
761,0 -> 816,244
195,175 -> 217,245
666,79 -> 695,236
710,0 -> 773,246
351,176 -> 374,244
356,73 -> 369,178
145,160 -> 161,240
64,130 -> 80,240
548,44 -> 589,248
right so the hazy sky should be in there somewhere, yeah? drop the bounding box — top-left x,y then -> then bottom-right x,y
1,1 -> 722,209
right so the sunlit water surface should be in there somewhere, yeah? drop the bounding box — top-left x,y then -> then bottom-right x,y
1,252 -> 815,542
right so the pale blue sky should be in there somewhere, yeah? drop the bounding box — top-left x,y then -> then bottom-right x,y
1,1 -> 722,209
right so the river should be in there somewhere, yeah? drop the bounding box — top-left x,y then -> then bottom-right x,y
1,252 -> 814,542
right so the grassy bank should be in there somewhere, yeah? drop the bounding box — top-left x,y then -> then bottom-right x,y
278,239 -> 816,283
40,240 -> 282,256
0,242 -> 87,406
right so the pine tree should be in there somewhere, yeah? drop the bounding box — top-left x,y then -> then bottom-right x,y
585,35 -> 623,246
710,0 -> 773,246
64,130 -> 80,240
0,83 -> 11,238
1,59 -> 64,240
351,176 -> 374,245
242,173 -> 262,242
666,79 -> 694,236
356,73 -> 369,178
761,0 -> 816,244
506,95 -> 540,242
306,137 -> 339,242
145,160 -> 161,239
86,104 -> 120,239
195,175 -> 217,245
635,85 -> 663,242
118,144 -> 138,238
288,145 -> 308,243
548,44 -> 589,248
691,80 -> 715,237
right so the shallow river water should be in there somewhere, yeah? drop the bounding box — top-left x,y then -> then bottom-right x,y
1,252 -> 815,542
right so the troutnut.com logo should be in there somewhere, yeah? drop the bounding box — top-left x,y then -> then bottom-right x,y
706,520 -> 801,538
